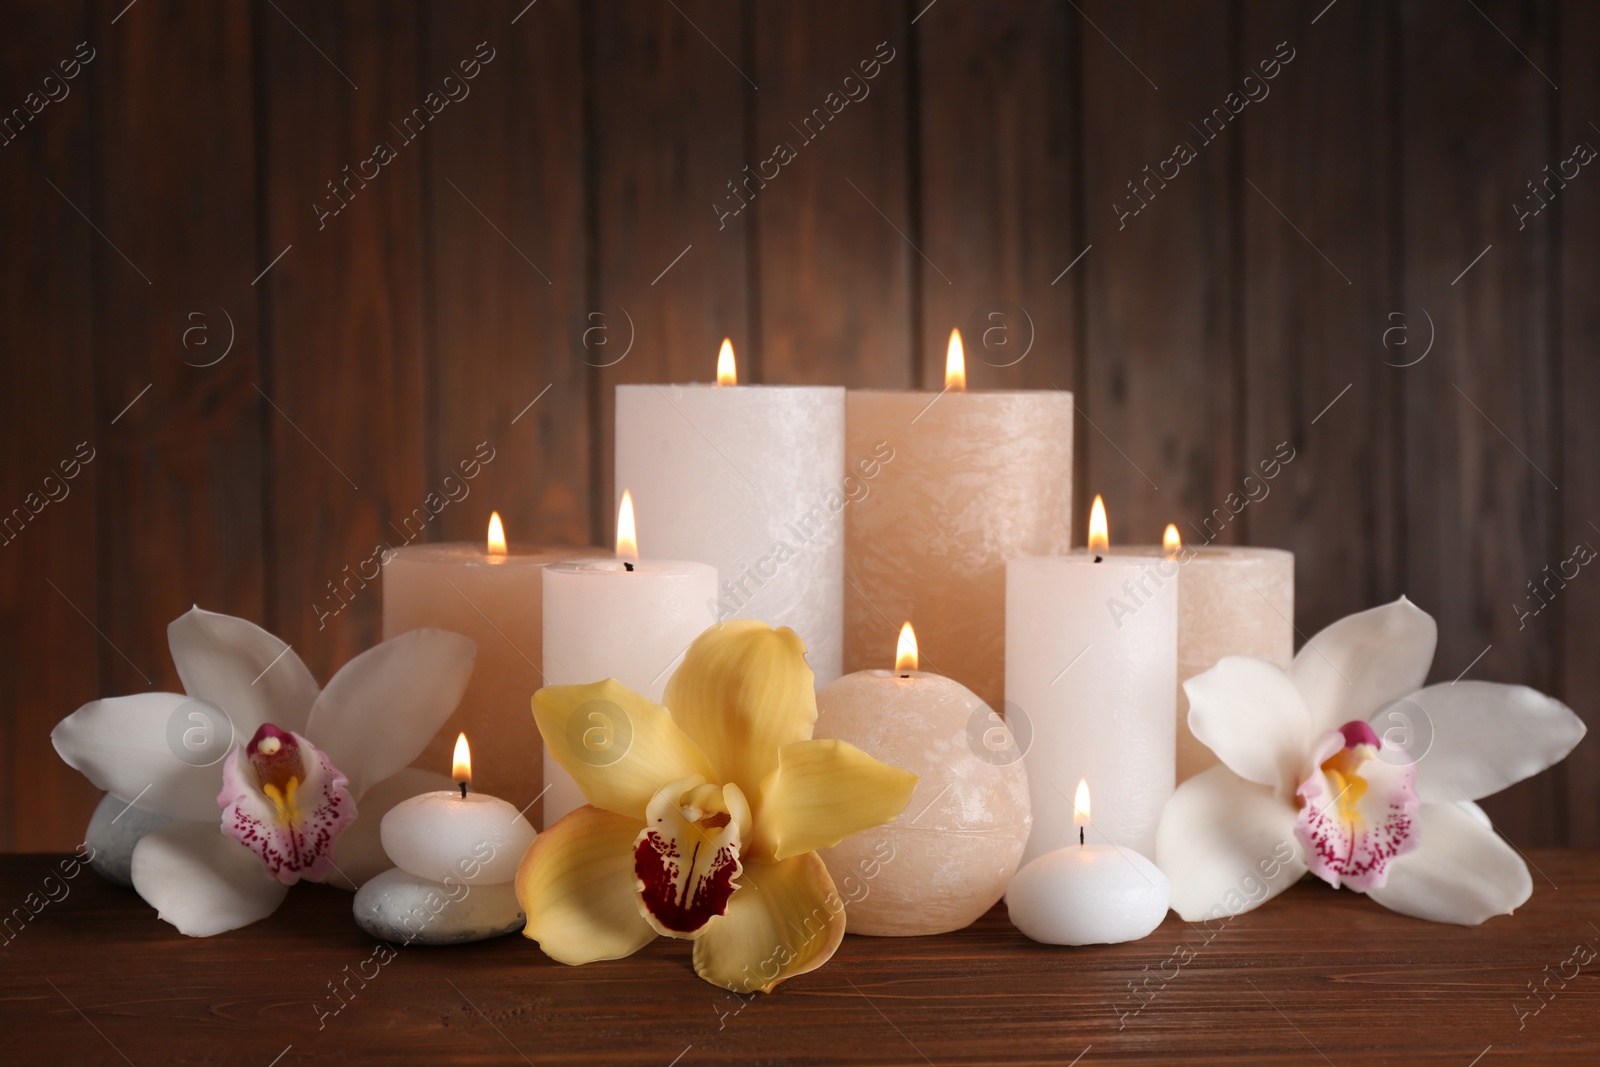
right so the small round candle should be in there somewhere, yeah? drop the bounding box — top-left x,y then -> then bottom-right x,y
1006,780 -> 1170,946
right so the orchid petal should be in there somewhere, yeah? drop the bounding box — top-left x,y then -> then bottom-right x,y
534,679 -> 716,821
325,767 -> 455,890
1392,682 -> 1587,802
664,621 -> 817,801
1291,597 -> 1437,735
634,778 -> 743,939
517,805 -> 656,965
168,607 -> 321,737
1294,726 -> 1420,892
52,692 -> 225,820
1185,656 -> 1314,794
1365,801 -> 1532,924
305,628 -> 476,798
691,852 -> 844,994
747,739 -> 918,862
1155,765 -> 1307,922
130,822 -> 290,936
219,727 -> 356,885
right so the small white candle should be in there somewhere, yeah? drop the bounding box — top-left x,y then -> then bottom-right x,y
540,491 -> 717,827
1008,496 -> 1177,863
1006,780 -> 1170,946
616,341 -> 846,682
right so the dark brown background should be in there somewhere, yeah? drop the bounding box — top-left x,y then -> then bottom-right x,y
2,0 -> 1595,851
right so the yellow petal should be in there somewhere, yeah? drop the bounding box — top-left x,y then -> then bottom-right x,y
664,620 -> 816,800
749,739 -> 919,861
516,805 -> 656,965
691,852 -> 844,994
533,678 -> 715,820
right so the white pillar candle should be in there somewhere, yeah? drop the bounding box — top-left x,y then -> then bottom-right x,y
540,492 -> 717,828
845,330 -> 1073,712
1122,529 -> 1294,782
615,342 -> 846,683
382,513 -> 606,817
1008,497 -> 1177,864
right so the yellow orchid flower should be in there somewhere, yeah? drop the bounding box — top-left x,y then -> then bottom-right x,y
517,620 -> 918,993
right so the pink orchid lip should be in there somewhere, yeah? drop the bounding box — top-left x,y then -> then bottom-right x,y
1293,721 -> 1420,894
220,724 -> 355,885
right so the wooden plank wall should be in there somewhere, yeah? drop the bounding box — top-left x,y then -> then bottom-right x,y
2,0 -> 1595,850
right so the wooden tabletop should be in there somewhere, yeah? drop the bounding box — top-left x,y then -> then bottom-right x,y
3,850 -> 1597,1066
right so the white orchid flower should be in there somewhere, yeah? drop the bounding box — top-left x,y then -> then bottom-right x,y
1157,597 -> 1585,925
53,607 -> 475,936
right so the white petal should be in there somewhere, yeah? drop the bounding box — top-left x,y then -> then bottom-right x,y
130,822 -> 290,936
1155,765 -> 1307,922
168,607 -> 320,736
1184,656 -> 1312,793
1365,801 -> 1532,924
325,767 -> 456,890
1393,682 -> 1586,802
52,693 -> 223,820
1291,597 -> 1437,735
305,629 -> 476,797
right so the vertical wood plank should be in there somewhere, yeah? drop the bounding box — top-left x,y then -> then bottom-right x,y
751,0 -> 911,388
261,0 -> 428,680
1079,0 -> 1237,547
0,1 -> 97,849
1559,0 -> 1600,847
592,0 -> 748,539
419,0 -> 591,548
1402,0 -> 1560,843
916,0 -> 1077,392
1239,1 -> 1400,635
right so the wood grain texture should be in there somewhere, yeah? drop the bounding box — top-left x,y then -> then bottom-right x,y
0,1 -> 98,850
2,850 -> 1598,1064
1079,0 -> 1238,548
1400,0 -> 1562,844
1239,0 -> 1402,636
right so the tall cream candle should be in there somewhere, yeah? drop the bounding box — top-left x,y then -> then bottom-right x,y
381,514 -> 606,821
845,330 -> 1072,712
1007,497 -> 1177,864
615,342 -> 845,683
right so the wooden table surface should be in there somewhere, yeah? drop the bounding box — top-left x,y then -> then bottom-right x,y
3,850 -> 1597,1066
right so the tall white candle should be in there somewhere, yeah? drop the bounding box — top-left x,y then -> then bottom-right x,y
540,492 -> 717,828
1007,497 -> 1177,864
615,341 -> 845,683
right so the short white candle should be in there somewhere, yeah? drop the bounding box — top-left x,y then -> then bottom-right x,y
1008,496 -> 1177,863
615,341 -> 845,682
1005,780 -> 1170,946
540,492 -> 717,827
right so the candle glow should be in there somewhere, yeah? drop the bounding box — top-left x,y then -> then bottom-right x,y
1163,523 -> 1181,557
895,621 -> 918,673
616,490 -> 639,561
716,338 -> 737,386
1088,495 -> 1110,554
452,732 -> 472,787
945,328 -> 966,392
1074,778 -> 1091,825
486,511 -> 507,558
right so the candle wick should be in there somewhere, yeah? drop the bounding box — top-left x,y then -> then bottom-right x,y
459,782 -> 468,799
1093,555 -> 1103,564
1079,826 -> 1084,848
624,561 -> 635,572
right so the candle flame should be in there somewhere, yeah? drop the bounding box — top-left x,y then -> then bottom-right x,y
716,338 -> 737,386
487,511 -> 507,557
1088,495 -> 1109,554
1163,523 -> 1181,556
453,733 -> 472,786
945,328 -> 966,392
895,621 -> 918,673
616,489 -> 639,561
1074,779 -> 1090,825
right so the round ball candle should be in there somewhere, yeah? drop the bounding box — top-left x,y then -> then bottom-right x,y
540,492 -> 717,828
1007,496 -> 1177,864
815,623 -> 1031,936
1006,780 -> 1170,946
845,329 -> 1073,712
615,341 -> 846,682
382,513 -> 606,816
1122,527 -> 1293,783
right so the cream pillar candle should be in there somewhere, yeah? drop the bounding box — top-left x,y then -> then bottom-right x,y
814,623 -> 1031,936
1121,527 -> 1294,782
540,492 -> 718,828
382,514 -> 606,818
845,330 -> 1072,712
1007,497 -> 1177,864
615,342 -> 845,683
